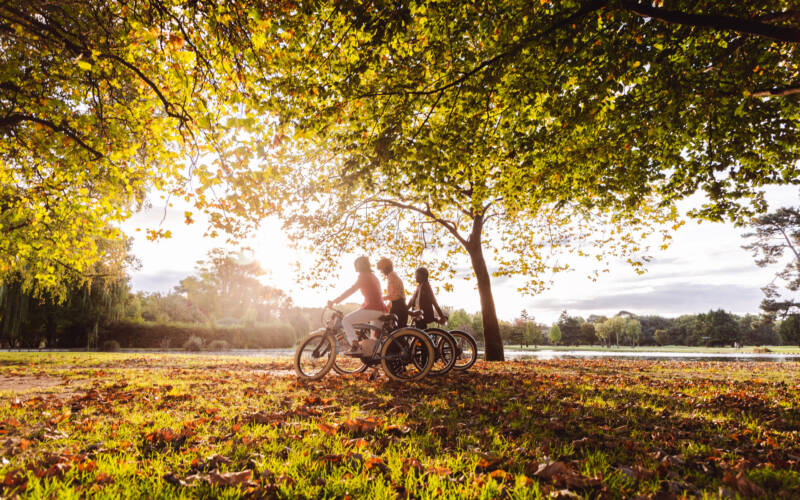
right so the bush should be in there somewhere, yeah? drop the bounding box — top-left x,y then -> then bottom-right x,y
207,339 -> 229,351
100,340 -> 120,352
101,320 -> 296,349
653,329 -> 669,346
184,335 -> 204,351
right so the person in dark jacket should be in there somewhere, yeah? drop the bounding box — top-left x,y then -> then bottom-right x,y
407,267 -> 448,329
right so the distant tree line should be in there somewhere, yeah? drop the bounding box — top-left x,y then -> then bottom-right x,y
445,308 -> 800,347
0,247 -> 313,350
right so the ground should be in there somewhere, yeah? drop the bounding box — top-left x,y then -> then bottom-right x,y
0,353 -> 798,499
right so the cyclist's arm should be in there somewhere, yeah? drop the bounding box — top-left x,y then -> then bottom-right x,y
331,282 -> 359,304
430,286 -> 447,320
406,288 -> 418,310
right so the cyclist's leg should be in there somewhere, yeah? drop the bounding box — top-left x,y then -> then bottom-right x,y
390,299 -> 407,328
342,309 -> 384,343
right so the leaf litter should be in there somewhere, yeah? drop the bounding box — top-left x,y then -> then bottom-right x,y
0,353 -> 798,498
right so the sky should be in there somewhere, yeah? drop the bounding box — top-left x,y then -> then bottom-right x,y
123,185 -> 798,325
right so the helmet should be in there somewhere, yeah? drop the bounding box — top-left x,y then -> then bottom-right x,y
376,257 -> 393,273
354,256 -> 371,272
415,267 -> 429,282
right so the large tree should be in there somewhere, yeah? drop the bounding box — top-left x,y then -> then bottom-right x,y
176,248 -> 292,324
743,206 -> 800,316
263,0 -> 800,360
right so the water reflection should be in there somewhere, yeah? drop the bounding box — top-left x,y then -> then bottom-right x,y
501,349 -> 800,362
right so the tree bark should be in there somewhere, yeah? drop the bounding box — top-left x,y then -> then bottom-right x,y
466,217 -> 504,361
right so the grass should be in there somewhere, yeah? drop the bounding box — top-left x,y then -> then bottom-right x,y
1,353 -> 799,498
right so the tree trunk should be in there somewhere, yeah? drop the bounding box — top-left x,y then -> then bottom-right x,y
466,218 -> 504,361
88,319 -> 99,349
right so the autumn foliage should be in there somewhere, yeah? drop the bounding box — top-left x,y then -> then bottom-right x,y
1,353 -> 798,498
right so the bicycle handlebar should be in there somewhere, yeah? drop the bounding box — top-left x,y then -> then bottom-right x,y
321,304 -> 344,324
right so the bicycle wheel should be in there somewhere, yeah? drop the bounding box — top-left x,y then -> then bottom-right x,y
294,332 -> 336,380
418,328 -> 456,375
332,330 -> 368,375
381,328 -> 434,382
449,330 -> 478,371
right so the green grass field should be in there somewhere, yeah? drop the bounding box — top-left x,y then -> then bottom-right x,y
1,353 -> 799,498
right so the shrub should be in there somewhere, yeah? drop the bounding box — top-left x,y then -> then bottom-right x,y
653,329 -> 669,346
100,340 -> 120,352
184,335 -> 204,351
207,339 -> 229,351
101,320 -> 297,349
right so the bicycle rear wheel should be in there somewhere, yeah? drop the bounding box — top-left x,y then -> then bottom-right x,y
449,330 -> 478,371
294,332 -> 336,380
381,328 -> 434,382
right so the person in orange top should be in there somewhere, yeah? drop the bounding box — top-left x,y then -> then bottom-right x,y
328,256 -> 387,355
376,257 -> 407,328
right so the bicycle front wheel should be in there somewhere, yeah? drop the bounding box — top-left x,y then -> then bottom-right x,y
381,328 -> 434,382
294,332 -> 336,380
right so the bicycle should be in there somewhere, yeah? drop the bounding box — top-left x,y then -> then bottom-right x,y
409,310 -> 457,376
294,306 -> 435,382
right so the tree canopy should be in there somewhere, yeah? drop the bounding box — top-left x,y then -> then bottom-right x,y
3,1 -> 800,360
1,0 -> 282,297
261,0 -> 800,359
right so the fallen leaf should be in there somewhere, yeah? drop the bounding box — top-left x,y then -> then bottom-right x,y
723,470 -> 765,497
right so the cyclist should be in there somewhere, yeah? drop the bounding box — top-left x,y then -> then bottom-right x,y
376,257 -> 407,328
328,256 -> 387,355
407,267 -> 448,329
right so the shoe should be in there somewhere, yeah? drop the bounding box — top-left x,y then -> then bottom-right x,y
343,341 -> 363,357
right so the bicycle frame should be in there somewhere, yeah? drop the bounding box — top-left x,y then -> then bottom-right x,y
325,306 -> 427,365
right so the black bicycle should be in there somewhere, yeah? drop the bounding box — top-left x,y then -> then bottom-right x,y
294,306 -> 435,382
409,310 -> 457,375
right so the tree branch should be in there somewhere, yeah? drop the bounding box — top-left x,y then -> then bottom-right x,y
751,84 -> 800,97
103,54 -> 192,122
620,1 -> 800,43
370,197 -> 469,247
0,113 -> 103,159
358,0 -> 609,98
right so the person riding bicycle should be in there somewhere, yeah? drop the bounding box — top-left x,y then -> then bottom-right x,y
328,256 -> 387,355
407,267 -> 448,329
376,257 -> 407,328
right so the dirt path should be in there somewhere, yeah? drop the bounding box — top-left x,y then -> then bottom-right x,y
0,375 -> 68,393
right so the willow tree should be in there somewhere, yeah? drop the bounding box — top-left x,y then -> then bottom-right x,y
262,0 -> 800,360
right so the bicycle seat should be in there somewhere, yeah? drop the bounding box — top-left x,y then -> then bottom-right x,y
378,313 -> 397,322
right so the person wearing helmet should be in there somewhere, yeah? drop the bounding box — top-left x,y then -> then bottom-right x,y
407,267 -> 448,329
328,256 -> 387,355
376,257 -> 407,328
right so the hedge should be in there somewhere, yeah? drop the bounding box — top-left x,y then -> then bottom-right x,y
101,320 -> 296,349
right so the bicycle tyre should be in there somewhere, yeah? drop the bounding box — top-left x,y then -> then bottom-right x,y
294,332 -> 336,380
449,330 -> 478,371
381,328 -> 435,382
420,328 -> 457,375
